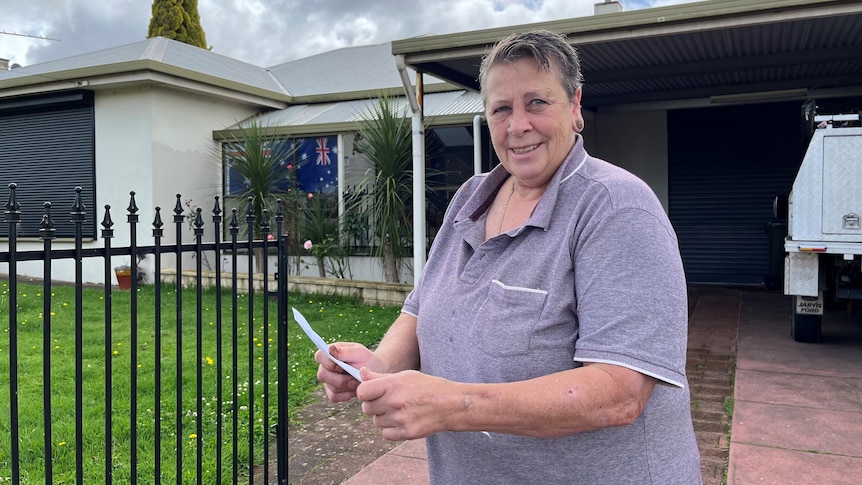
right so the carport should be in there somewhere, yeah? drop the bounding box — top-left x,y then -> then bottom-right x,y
391,0 -> 862,285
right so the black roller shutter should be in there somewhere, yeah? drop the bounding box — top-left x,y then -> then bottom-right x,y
0,90 -> 96,238
668,101 -> 806,285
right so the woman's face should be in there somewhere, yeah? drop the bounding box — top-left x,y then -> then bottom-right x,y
484,58 -> 582,188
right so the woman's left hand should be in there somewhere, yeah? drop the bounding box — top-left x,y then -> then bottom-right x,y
357,368 -> 456,441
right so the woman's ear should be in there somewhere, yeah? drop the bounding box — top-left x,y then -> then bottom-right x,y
572,87 -> 584,132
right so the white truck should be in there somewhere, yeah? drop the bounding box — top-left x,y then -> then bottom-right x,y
784,113 -> 862,342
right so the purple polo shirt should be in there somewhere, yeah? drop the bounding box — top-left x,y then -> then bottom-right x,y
401,137 -> 701,484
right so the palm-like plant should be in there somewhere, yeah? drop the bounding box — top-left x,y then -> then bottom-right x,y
354,95 -> 414,283
222,116 -> 299,273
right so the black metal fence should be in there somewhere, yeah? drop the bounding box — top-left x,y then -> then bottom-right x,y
1,184 -> 286,484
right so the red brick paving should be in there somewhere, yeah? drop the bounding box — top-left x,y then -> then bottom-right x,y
686,286 -> 740,485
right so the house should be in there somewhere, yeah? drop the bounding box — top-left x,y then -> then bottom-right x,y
0,36 -> 481,284
2,0 -> 861,287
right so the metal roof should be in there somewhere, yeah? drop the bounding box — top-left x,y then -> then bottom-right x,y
215,90 -> 484,139
267,42 -> 446,102
0,37 -> 290,104
0,36 -> 457,109
391,0 -> 862,110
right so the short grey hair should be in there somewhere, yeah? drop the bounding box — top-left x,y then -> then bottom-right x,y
479,30 -> 583,101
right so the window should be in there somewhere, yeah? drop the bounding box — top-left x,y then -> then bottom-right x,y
0,91 -> 96,238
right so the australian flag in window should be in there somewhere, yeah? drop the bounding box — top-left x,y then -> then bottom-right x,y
296,136 -> 338,194
224,138 -> 301,195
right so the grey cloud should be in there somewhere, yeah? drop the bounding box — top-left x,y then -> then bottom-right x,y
3,0 -> 689,68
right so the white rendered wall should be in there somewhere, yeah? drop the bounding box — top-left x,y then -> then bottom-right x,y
289,255 -> 414,283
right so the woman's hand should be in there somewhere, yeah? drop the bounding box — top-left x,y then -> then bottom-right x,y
315,342 -> 376,402
357,369 -> 456,441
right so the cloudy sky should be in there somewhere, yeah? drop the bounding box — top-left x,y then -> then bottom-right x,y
1,0 -> 700,68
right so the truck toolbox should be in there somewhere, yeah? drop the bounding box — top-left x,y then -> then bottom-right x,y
784,113 -> 862,342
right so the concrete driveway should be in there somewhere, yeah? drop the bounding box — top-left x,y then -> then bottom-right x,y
729,290 -> 862,484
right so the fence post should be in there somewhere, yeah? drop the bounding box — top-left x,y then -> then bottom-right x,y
244,196 -> 256,485
276,200 -> 288,484
261,209 -> 271,485
229,208 -> 240,480
193,207 -> 205,485
71,187 -> 86,485
152,207 -> 165,481
40,202 -> 56,485
212,196 -> 225,485
101,204 -> 115,485
127,192 -> 140,485
173,195 -> 185,484
5,183 -> 22,485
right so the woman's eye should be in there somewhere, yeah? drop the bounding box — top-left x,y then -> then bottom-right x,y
492,106 -> 510,114
530,99 -> 547,106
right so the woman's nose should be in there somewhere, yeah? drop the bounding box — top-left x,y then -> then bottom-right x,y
507,110 -> 531,136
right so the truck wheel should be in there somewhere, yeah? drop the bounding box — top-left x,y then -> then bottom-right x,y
791,310 -> 821,343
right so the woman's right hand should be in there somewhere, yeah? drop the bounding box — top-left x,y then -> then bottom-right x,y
315,342 -> 376,402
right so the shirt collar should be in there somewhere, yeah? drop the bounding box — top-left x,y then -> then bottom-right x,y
457,135 -> 588,232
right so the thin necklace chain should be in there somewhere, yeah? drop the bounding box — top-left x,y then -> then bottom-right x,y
497,180 -> 515,234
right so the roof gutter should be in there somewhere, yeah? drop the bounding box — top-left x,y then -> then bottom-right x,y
396,54 -> 426,285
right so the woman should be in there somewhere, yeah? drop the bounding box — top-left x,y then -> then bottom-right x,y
316,30 -> 701,484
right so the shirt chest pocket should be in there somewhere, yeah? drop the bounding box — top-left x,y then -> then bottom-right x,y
471,280 -> 548,357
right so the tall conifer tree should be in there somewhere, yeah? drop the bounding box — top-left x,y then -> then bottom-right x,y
147,0 -> 208,49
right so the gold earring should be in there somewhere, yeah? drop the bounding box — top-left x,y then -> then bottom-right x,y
576,120 -> 584,131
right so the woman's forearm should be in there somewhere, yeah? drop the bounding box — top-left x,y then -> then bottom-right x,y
373,312 -> 421,373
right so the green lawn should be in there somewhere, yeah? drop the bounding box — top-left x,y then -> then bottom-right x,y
0,279 -> 280,484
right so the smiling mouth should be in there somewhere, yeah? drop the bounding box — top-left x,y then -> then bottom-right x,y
511,144 -> 539,154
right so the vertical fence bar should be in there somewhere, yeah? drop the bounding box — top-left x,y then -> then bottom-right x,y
193,208 -> 204,485
101,205 -> 116,485
127,193 -> 140,484
5,183 -> 21,485
276,201 -> 287,484
212,197 -> 224,485
229,209 -> 240,481
152,208 -> 164,481
40,202 -> 56,485
71,187 -> 86,484
244,198 -> 256,484
260,210 -> 271,485
173,195 -> 185,484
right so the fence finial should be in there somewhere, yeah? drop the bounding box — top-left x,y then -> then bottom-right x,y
127,191 -> 139,216
229,208 -> 239,235
275,199 -> 283,222
261,208 -> 270,236
245,196 -> 255,222
100,204 -> 114,239
173,195 -> 184,223
71,186 -> 86,223
153,207 -> 164,237
5,182 -> 21,220
194,208 -> 204,235
212,195 -> 222,222
40,202 -> 56,240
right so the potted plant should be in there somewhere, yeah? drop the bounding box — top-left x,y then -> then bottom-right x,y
114,264 -> 132,290
114,254 -> 147,289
